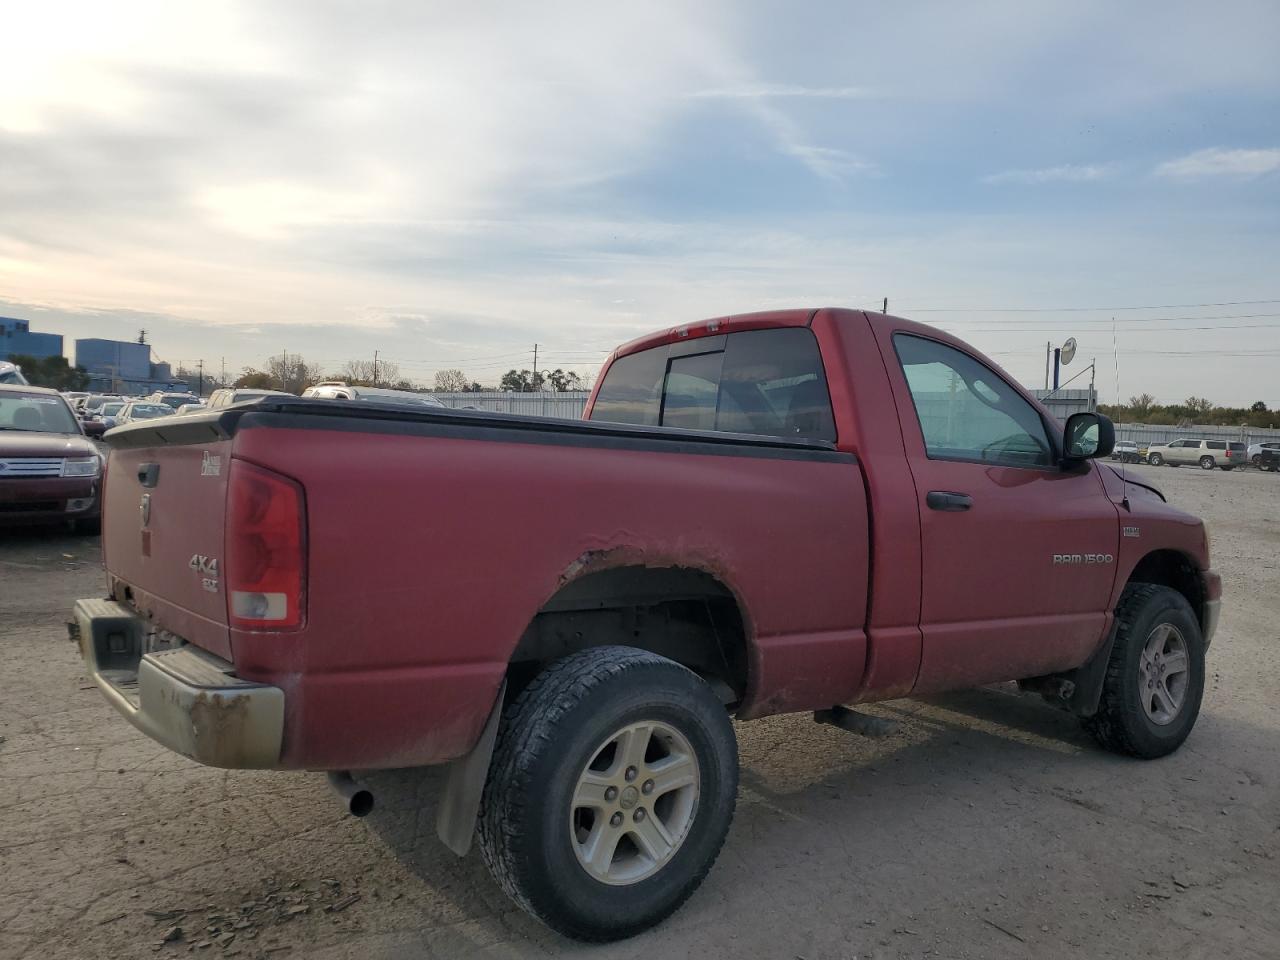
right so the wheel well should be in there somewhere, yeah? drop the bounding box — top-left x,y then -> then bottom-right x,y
1128,550 -> 1204,621
509,565 -> 749,707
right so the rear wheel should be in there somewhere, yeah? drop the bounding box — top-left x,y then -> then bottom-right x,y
477,647 -> 738,942
1199,456 -> 1215,470
1253,455 -> 1262,467
1148,453 -> 1164,466
1084,584 -> 1205,759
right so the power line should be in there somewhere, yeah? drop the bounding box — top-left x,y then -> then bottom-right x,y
903,298 -> 1280,314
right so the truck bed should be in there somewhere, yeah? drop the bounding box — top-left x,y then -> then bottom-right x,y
100,398 -> 871,769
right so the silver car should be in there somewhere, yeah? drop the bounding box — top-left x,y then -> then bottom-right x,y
1247,441 -> 1280,467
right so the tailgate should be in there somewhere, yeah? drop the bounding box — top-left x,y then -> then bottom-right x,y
104,440 -> 234,659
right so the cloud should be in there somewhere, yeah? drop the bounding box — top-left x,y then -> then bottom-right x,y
685,83 -> 877,100
1154,147 -> 1280,180
982,164 -> 1116,185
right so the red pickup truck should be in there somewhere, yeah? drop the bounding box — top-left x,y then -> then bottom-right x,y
74,308 -> 1220,941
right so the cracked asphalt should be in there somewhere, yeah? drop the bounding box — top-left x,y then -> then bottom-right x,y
2,463 -> 1278,960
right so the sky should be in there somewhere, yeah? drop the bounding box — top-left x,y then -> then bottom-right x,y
2,0 -> 1279,404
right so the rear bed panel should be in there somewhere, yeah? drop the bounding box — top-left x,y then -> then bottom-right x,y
104,441 -> 234,659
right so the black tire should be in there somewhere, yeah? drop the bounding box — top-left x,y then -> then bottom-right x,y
1148,453 -> 1164,466
477,647 -> 738,942
1253,455 -> 1262,467
1084,584 -> 1205,759
1199,456 -> 1215,470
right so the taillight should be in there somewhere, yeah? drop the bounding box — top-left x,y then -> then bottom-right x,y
226,460 -> 307,630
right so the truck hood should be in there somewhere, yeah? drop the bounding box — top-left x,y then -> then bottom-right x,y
0,431 -> 97,459
1102,463 -> 1164,502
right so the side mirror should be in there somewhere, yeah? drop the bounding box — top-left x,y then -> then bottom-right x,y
82,420 -> 107,439
1064,412 -> 1114,461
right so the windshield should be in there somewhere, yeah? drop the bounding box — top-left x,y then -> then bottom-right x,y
127,404 -> 172,420
0,391 -> 80,434
156,395 -> 196,409
101,402 -> 126,416
0,363 -> 29,385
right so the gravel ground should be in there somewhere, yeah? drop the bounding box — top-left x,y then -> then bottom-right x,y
2,462 -> 1277,960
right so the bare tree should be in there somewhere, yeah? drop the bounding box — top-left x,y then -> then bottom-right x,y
1126,393 -> 1156,419
434,368 -> 470,392
338,359 -> 401,386
1183,396 -> 1215,418
267,354 -> 324,394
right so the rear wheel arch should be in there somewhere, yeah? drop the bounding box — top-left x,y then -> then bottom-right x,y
508,562 -> 752,709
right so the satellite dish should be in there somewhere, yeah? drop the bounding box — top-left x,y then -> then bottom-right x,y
1060,337 -> 1077,365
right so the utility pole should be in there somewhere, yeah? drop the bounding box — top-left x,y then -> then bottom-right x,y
882,297 -> 888,314
1090,357 -> 1096,411
197,359 -> 204,397
531,343 -> 539,392
373,350 -> 379,387
220,356 -> 226,387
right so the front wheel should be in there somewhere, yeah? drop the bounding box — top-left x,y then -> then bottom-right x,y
1148,453 -> 1164,466
1253,455 -> 1262,467
1084,584 -> 1205,759
477,647 -> 738,942
1199,456 -> 1215,470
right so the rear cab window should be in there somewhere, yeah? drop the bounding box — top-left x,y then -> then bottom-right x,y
589,327 -> 836,441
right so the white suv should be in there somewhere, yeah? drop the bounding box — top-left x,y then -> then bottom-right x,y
1145,438 -> 1246,470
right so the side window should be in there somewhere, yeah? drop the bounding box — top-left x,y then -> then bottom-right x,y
589,349 -> 667,426
660,351 -> 722,430
1206,441 -> 1226,450
590,327 -> 836,441
893,334 -> 1052,468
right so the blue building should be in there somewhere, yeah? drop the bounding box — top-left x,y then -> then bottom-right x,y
1,317 -> 64,361
75,338 -> 184,395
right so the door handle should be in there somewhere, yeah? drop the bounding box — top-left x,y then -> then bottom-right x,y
926,490 -> 972,512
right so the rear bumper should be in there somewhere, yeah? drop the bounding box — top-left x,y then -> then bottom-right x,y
72,598 -> 284,768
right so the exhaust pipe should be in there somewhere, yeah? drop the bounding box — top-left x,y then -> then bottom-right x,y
327,771 -> 374,817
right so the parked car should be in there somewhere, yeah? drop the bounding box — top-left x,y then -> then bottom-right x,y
94,401 -> 128,430
1145,438 -> 1245,470
205,387 -> 292,410
112,401 -> 175,427
0,384 -> 103,532
146,391 -> 200,410
175,401 -> 207,415
80,394 -> 124,416
1111,439 -> 1144,463
74,308 -> 1219,941
1247,441 -> 1280,467
0,360 -> 29,385
301,382 -> 446,407
1259,448 -> 1280,472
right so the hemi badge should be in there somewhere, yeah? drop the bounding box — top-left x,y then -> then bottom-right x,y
1123,526 -> 1141,538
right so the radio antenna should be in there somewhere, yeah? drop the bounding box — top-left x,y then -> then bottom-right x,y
1112,316 -> 1130,510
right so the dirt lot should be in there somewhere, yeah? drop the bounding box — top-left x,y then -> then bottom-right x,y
2,462 -> 1278,960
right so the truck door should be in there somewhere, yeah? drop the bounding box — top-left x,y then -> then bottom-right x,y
878,331 -> 1119,692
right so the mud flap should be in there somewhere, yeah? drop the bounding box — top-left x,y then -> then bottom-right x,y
436,680 -> 506,856
1064,625 -> 1118,718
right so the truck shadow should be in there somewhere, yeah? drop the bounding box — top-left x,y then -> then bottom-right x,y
355,684 -> 1254,954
